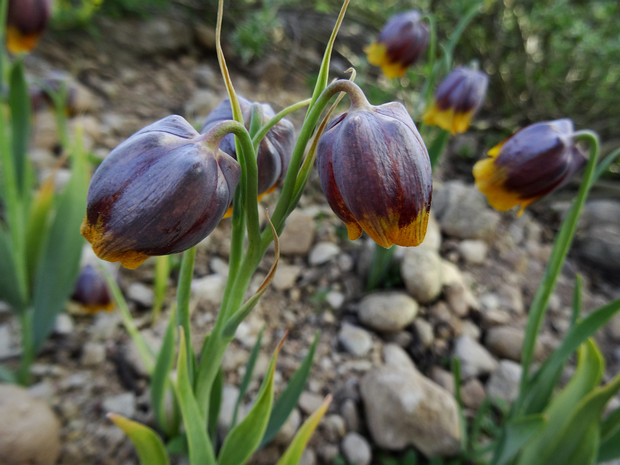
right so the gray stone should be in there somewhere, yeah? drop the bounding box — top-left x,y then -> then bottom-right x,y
454,335 -> 498,378
325,291 -> 345,310
273,408 -> 301,445
324,414 -> 346,441
487,360 -> 522,403
102,392 -> 136,418
413,319 -> 434,348
279,210 -> 315,255
80,342 -> 106,367
309,242 -> 340,266
126,282 -> 154,307
358,292 -> 419,332
272,264 -> 302,291
298,391 -> 325,415
360,363 -> 461,456
486,325 -> 544,362
0,325 -> 13,359
460,378 -> 486,410
299,448 -> 317,465
419,213 -> 442,251
341,432 -> 372,465
458,239 -> 488,264
338,323 -> 373,356
341,398 -> 360,432
191,274 -> 226,305
433,181 -> 501,239
401,247 -> 443,304
576,200 -> 620,271
382,344 -> 415,371
114,17 -> 192,56
54,313 -> 75,335
0,384 -> 61,465
218,385 -> 241,433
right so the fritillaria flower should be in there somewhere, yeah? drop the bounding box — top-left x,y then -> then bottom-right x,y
71,264 -> 114,314
6,0 -> 53,54
473,119 -> 587,215
317,95 -> 432,248
365,10 -> 430,79
81,115 -> 241,269
423,67 -> 489,135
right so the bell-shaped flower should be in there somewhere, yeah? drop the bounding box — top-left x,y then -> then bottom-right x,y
71,264 -> 114,314
473,119 -> 586,215
81,115 -> 241,269
201,96 -> 295,201
317,100 -> 432,248
423,67 -> 489,134
365,10 -> 429,79
6,0 -> 53,54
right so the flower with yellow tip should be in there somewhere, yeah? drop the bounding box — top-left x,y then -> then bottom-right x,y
473,119 -> 587,215
317,87 -> 432,248
6,0 -> 53,54
423,67 -> 488,135
365,10 -> 429,79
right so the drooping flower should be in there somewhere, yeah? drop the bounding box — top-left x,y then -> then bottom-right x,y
317,98 -> 432,248
473,119 -> 587,215
423,66 -> 489,135
365,10 -> 429,79
71,264 -> 114,314
81,115 -> 241,269
201,96 -> 295,201
6,0 -> 53,54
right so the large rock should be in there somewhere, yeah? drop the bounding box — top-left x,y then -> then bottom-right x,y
0,384 -> 61,465
360,346 -> 461,457
576,200 -> 620,271
358,292 -> 419,332
453,335 -> 498,378
433,181 -> 501,239
401,247 -> 443,304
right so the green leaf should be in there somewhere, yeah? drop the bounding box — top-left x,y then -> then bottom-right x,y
208,367 -> 223,444
173,327 -> 216,465
261,332 -> 319,447
492,414 -> 547,465
516,339 -> 603,465
25,178 -> 55,283
108,413 -> 170,465
275,395 -> 331,465
31,139 -> 88,351
151,306 -> 179,437
8,59 -> 31,194
0,227 -> 25,311
217,335 -> 285,465
232,327 -> 264,429
597,407 -> 620,461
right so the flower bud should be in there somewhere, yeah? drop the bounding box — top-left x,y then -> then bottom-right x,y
423,67 -> 489,134
473,119 -> 586,215
201,96 -> 295,196
365,10 -> 429,79
81,115 -> 241,269
318,100 -> 432,248
71,264 -> 114,314
6,0 -> 53,54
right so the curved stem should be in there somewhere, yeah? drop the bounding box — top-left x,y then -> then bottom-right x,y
252,98 -> 312,151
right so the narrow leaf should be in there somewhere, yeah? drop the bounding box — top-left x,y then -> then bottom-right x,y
25,177 -> 55,280
208,367 -> 223,443
232,327 -> 265,429
598,406 -> 620,461
218,334 -> 286,465
492,414 -> 547,465
275,395 -> 332,465
174,327 -> 216,465
8,59 -> 31,193
108,413 -> 170,465
0,227 -> 25,311
261,332 -> 319,446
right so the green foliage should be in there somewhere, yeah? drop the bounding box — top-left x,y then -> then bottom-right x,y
230,1 -> 283,63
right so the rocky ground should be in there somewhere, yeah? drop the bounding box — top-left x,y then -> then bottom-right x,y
1,11 -> 619,465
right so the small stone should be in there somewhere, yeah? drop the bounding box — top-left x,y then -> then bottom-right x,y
341,399 -> 360,432
81,342 -> 106,367
413,319 -> 434,348
419,213 -> 442,251
341,432 -> 372,465
298,391 -> 325,415
0,384 -> 61,465
308,242 -> 340,266
54,313 -> 75,335
272,264 -> 302,291
382,343 -> 415,370
102,392 -> 136,418
325,290 -> 345,310
401,247 -> 443,304
299,448 -> 317,465
324,414 -> 346,441
191,274 -> 226,305
460,378 -> 486,410
444,283 -> 469,317
486,325 -> 544,362
487,360 -> 522,403
0,325 -> 13,359
126,282 -> 154,307
218,385 -> 241,433
458,239 -> 488,264
358,291 -> 419,332
273,408 -> 301,445
279,210 -> 316,255
453,335 -> 498,378
338,323 -> 373,356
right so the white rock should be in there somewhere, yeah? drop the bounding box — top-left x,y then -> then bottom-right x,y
383,344 -> 415,371
298,391 -> 325,415
0,325 -> 13,359
341,432 -> 372,465
401,248 -> 443,304
487,360 -> 522,403
102,392 -> 136,418
358,292 -> 419,332
419,213 -> 442,251
486,325 -> 537,362
458,239 -> 488,264
126,282 -> 154,307
308,242 -> 340,266
325,291 -> 345,310
80,342 -> 106,367
279,210 -> 316,256
191,274 -> 226,305
453,335 -> 498,378
338,323 -> 373,356
272,264 -> 302,291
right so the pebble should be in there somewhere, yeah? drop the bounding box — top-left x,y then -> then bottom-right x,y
308,242 -> 340,266
419,213 -> 442,251
576,200 -> 620,271
0,384 -> 61,465
458,239 -> 488,264
272,264 -> 302,291
54,313 -> 75,335
383,343 -> 415,370
453,335 -> 498,378
279,210 -> 316,255
323,414 -> 346,441
486,325 -> 543,362
80,342 -> 107,367
460,378 -> 486,410
325,290 -> 345,310
341,398 -> 360,432
487,360 -> 523,403
413,319 -> 434,348
218,385 -> 241,433
273,408 -> 301,445
191,274 -> 226,305
298,391 -> 326,415
0,325 -> 13,359
358,291 -> 419,332
102,392 -> 136,418
126,282 -> 154,307
299,448 -> 317,465
338,323 -> 373,356
360,363 -> 461,456
401,247 -> 443,304
341,432 -> 372,465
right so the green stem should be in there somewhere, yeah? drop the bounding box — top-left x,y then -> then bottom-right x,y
252,98 -> 312,151
428,128 -> 451,169
366,245 -> 396,291
176,246 -> 196,382
516,130 -> 599,413
16,308 -> 33,385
